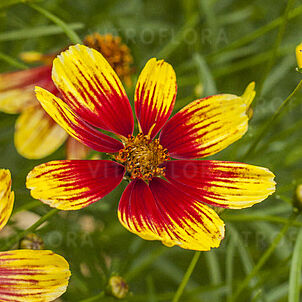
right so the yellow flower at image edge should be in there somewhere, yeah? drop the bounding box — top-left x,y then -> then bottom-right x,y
0,169 -> 71,301
296,43 -> 302,70
27,44 -> 276,251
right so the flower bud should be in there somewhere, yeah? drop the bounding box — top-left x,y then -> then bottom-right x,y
107,275 -> 129,299
19,233 -> 44,250
296,43 -> 302,72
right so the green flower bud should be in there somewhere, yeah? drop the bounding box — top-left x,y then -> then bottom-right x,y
19,233 -> 44,250
107,275 -> 129,299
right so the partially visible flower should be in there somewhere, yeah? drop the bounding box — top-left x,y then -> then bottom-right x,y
107,275 -> 129,299
19,232 -> 45,250
0,169 -> 71,301
0,33 -> 134,159
296,43 -> 302,71
26,45 -> 276,251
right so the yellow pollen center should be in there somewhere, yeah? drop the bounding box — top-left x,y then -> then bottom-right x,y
116,133 -> 169,181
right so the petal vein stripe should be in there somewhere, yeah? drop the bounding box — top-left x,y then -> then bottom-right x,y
35,87 -> 124,153
26,160 -> 125,210
0,65 -> 57,114
14,105 -> 68,159
52,44 -> 134,137
160,83 -> 255,159
135,58 -> 177,138
164,160 -> 276,209
0,250 -> 70,302
118,178 -> 224,251
0,169 -> 14,232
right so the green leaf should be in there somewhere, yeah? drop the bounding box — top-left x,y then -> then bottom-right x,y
289,229 -> 302,302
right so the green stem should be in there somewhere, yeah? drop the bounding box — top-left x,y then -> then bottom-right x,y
79,291 -> 105,302
172,251 -> 201,302
242,80 -> 302,159
257,0 -> 295,99
1,208 -> 59,251
229,212 -> 298,302
28,3 -> 82,44
13,200 -> 42,215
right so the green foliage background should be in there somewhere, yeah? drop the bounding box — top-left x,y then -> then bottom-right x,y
0,0 -> 302,301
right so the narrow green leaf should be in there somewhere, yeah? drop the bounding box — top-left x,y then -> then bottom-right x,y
289,229 -> 302,302
28,3 -> 82,44
0,23 -> 84,41
193,52 -> 217,96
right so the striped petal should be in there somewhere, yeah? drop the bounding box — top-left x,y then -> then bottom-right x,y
52,44 -> 134,137
0,250 -> 70,301
26,160 -> 125,210
66,137 -> 90,160
0,65 -> 56,114
15,105 -> 68,159
0,169 -> 14,232
135,58 -> 177,138
35,87 -> 123,153
159,83 -> 255,159
164,160 -> 276,209
118,178 -> 224,251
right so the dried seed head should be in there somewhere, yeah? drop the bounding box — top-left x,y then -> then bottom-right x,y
84,33 -> 134,86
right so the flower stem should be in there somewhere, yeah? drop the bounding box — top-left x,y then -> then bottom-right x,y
79,291 -> 105,302
229,212 -> 298,302
242,79 -> 302,159
1,208 -> 59,251
172,251 -> 201,302
256,0 -> 296,99
28,3 -> 82,44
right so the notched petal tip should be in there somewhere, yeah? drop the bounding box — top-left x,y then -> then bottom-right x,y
241,81 -> 256,107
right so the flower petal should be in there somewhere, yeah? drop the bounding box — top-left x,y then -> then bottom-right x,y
0,169 -> 14,232
66,137 -> 90,160
52,44 -> 134,137
27,160 -> 125,210
35,87 -> 124,153
0,65 -> 55,114
118,178 -> 224,251
159,83 -> 255,159
0,250 -> 70,302
164,160 -> 276,209
14,105 -> 68,159
135,58 -> 177,138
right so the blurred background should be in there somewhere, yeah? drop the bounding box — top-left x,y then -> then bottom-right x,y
0,0 -> 302,301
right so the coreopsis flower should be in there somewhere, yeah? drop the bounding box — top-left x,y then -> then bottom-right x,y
0,33 -> 134,159
27,45 -> 276,251
0,169 -> 70,301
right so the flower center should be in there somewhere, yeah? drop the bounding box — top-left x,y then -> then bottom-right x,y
116,133 -> 169,181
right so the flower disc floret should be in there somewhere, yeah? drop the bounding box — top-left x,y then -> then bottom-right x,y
116,133 -> 169,181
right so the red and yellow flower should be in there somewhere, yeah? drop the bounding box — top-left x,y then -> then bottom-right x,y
0,169 -> 71,301
0,33 -> 133,160
26,44 -> 276,251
